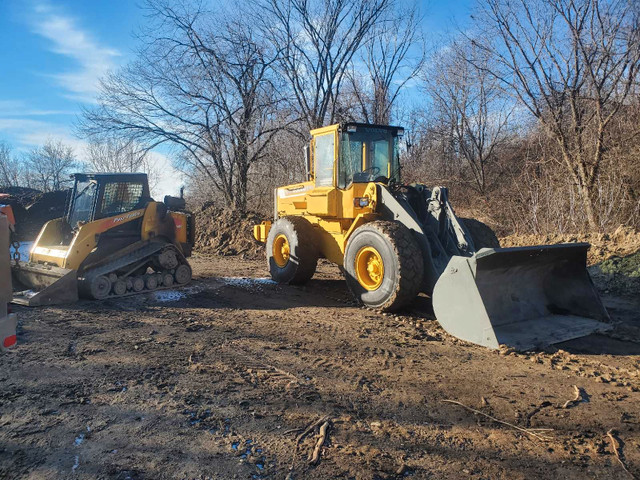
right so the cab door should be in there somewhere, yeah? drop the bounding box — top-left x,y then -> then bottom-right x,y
307,128 -> 338,217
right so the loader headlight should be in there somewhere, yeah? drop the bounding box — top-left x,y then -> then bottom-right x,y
354,197 -> 370,207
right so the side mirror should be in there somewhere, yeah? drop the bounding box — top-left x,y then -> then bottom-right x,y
304,145 -> 311,181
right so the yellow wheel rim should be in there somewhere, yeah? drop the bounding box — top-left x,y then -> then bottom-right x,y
355,246 -> 384,291
272,234 -> 290,268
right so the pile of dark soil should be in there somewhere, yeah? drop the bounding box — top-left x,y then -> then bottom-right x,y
194,205 -> 265,259
22,190 -> 68,238
1,187 -> 70,239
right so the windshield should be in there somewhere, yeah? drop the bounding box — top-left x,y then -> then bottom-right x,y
338,127 -> 400,187
68,180 -> 97,227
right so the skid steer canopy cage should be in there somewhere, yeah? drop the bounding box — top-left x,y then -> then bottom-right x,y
66,173 -> 150,227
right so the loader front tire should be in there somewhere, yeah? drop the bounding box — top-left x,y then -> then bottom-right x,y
344,221 -> 423,312
267,216 -> 318,284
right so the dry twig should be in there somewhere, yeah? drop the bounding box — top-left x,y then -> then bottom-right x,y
562,385 -> 584,409
607,429 -> 636,479
309,421 -> 330,465
442,399 -> 553,441
287,415 -> 331,476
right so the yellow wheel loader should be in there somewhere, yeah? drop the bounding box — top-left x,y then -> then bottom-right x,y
11,173 -> 194,307
253,123 -> 611,350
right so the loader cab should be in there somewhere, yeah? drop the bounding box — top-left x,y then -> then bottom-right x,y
309,123 -> 403,189
66,173 -> 151,228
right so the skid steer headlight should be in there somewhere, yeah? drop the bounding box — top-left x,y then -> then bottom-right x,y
354,197 -> 370,207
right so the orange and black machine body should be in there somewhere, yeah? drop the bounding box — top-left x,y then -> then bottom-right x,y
12,172 -> 195,306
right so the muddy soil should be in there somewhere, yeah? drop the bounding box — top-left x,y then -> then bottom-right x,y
2,255 -> 640,479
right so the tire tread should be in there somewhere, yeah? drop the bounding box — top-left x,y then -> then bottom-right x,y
345,220 -> 423,311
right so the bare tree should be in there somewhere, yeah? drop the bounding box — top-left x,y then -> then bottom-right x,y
0,141 -> 24,188
255,0 -> 392,130
80,1 -> 282,212
347,3 -> 425,124
424,39 -> 514,195
26,139 -> 77,192
473,0 -> 640,230
85,137 -> 161,192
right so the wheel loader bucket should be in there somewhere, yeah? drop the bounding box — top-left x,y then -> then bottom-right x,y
12,262 -> 78,307
432,243 -> 611,351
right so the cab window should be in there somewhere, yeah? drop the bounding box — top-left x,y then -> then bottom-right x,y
99,182 -> 145,218
339,126 -> 400,188
68,180 -> 97,226
315,133 -> 335,187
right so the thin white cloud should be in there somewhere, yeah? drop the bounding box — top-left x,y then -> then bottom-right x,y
0,99 -> 75,117
28,1 -> 121,102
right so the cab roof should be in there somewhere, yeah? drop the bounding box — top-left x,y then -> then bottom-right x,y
71,172 -> 148,183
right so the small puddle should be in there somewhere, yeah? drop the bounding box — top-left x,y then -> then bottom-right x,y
15,241 -> 32,262
154,290 -> 187,302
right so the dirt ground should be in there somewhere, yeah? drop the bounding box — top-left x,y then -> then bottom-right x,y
2,255 -> 640,480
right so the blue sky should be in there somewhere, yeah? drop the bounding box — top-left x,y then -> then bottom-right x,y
0,0 -> 472,196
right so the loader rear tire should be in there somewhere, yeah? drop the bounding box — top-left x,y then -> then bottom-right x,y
344,221 -> 423,312
267,216 -> 318,285
460,218 -> 500,249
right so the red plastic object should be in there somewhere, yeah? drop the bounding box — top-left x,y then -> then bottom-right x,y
0,205 -> 15,227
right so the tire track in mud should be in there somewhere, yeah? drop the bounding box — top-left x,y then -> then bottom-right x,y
213,344 -> 322,402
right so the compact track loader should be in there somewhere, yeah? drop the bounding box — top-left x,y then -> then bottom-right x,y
11,173 -> 194,306
253,123 -> 610,350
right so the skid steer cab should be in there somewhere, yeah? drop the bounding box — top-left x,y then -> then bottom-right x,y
254,122 -> 611,351
12,172 -> 195,307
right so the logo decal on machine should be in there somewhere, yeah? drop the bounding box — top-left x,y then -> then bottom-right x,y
278,185 -> 313,198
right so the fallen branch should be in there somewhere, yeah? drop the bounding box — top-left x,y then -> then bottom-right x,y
287,415 -> 331,477
562,385 -> 584,409
607,429 -> 636,479
309,420 -> 330,465
297,415 -> 330,444
442,399 -> 553,441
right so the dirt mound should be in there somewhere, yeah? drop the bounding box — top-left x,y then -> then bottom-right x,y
194,206 -> 265,259
1,187 -> 69,240
0,186 -> 41,205
23,190 -> 68,239
500,225 -> 640,265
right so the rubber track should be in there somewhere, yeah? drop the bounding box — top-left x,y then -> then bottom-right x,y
80,241 -> 190,299
349,220 -> 424,312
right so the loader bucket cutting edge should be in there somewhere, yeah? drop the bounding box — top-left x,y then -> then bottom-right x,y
12,262 -> 78,307
432,243 -> 611,351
